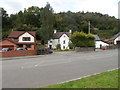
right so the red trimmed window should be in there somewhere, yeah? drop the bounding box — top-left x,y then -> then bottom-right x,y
23,37 -> 30,41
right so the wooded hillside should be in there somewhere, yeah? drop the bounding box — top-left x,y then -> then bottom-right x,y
1,2 -> 119,43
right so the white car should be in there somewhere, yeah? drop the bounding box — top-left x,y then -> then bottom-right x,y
15,48 -> 26,50
1,48 -> 12,52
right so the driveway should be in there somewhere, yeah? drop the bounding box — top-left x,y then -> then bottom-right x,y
1,49 -> 118,88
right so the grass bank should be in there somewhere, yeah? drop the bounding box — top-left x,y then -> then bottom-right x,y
45,69 -> 119,88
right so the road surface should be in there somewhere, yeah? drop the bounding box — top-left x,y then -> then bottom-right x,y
1,49 -> 118,88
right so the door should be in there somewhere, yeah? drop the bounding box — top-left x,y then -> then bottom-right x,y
49,45 -> 52,49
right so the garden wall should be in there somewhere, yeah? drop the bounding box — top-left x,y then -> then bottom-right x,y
0,50 -> 37,57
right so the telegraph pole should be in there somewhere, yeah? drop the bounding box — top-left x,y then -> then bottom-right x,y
88,21 -> 90,34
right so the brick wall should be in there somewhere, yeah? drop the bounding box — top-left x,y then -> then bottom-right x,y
0,50 -> 37,57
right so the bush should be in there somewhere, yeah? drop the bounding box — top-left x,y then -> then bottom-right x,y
71,32 -> 95,47
69,43 -> 74,49
56,44 -> 61,49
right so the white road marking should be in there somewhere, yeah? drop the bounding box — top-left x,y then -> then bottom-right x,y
34,65 -> 38,67
21,60 -> 72,69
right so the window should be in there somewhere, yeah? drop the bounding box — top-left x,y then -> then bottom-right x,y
58,40 -> 60,43
26,44 -> 31,48
63,46 -> 65,49
63,40 -> 65,44
23,37 -> 30,41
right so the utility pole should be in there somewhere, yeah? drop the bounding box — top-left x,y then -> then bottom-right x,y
88,21 -> 90,34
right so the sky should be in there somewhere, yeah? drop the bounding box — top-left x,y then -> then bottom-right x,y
0,0 -> 119,18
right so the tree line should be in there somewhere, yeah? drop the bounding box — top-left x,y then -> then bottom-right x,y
1,2 -> 119,44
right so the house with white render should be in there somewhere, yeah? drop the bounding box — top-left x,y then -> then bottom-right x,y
94,35 -> 109,48
109,32 -> 120,44
48,30 -> 72,50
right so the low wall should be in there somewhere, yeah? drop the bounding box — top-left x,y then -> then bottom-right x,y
0,50 -> 37,57
75,47 -> 95,52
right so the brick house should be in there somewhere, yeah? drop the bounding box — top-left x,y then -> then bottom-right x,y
0,31 -> 36,50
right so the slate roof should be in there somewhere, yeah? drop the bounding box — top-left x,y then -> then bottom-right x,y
53,32 -> 71,39
8,31 -> 36,38
109,32 -> 120,41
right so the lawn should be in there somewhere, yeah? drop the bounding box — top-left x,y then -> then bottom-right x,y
45,69 -> 119,88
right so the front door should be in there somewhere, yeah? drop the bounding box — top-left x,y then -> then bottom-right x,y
49,45 -> 52,49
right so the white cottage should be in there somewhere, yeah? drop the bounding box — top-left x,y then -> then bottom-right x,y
109,32 -> 120,44
48,30 -> 71,50
94,35 -> 109,48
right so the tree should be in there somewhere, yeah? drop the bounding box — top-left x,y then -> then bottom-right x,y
1,8 -> 11,38
40,2 -> 55,43
1,8 -> 11,30
23,6 -> 41,27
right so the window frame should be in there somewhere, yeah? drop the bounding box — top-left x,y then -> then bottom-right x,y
22,37 -> 31,41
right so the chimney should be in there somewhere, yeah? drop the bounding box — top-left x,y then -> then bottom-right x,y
69,29 -> 72,34
54,30 -> 57,34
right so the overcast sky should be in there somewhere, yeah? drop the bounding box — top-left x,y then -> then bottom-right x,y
0,0 -> 119,18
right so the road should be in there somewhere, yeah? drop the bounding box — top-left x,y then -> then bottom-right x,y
1,49 -> 118,88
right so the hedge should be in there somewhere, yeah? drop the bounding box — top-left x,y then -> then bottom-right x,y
71,32 -> 95,47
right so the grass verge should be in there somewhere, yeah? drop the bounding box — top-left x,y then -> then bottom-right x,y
45,69 -> 119,88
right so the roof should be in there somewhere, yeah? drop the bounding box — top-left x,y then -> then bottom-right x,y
8,31 -> 36,38
0,38 -> 17,44
93,35 -> 100,41
109,32 -> 120,41
53,32 -> 71,39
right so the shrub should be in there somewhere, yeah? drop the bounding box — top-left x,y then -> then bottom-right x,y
69,42 -> 74,49
71,32 -> 95,47
56,44 -> 61,49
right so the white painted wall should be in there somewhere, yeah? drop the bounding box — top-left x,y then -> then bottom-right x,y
95,41 -> 109,48
19,32 -> 35,43
48,39 -> 59,49
59,34 -> 70,50
114,36 -> 120,44
48,34 -> 70,50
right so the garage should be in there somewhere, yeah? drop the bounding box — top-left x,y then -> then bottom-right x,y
0,39 -> 18,50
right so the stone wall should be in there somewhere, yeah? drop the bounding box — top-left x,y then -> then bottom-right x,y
75,47 -> 95,52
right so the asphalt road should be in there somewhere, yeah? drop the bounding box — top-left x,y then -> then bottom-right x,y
1,49 -> 118,88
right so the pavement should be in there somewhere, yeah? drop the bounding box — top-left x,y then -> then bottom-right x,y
1,49 -> 118,88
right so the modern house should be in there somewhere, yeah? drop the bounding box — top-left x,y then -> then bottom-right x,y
48,30 -> 72,50
0,31 -> 36,50
94,35 -> 109,48
109,32 -> 120,44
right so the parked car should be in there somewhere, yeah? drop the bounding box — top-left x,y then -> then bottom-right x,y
15,48 -> 26,51
49,51 -> 53,53
1,48 -> 12,52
